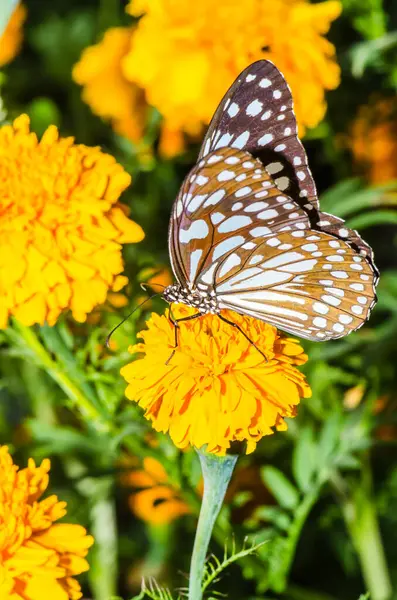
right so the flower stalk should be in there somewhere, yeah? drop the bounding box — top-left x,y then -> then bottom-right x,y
188,449 -> 238,600
337,463 -> 392,600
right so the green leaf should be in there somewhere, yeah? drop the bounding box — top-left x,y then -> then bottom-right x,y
335,454 -> 362,470
261,466 -> 300,510
28,419 -> 103,455
347,210 -> 397,230
253,506 -> 291,531
317,414 -> 342,469
350,32 -> 397,77
292,426 -> 317,492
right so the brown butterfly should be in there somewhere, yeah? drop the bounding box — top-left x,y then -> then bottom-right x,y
163,60 -> 378,344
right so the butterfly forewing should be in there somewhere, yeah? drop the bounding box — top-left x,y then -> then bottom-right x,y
168,147 -> 377,341
199,60 -> 319,210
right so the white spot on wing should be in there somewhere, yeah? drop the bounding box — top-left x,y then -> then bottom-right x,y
313,317 -> 327,328
218,216 -> 252,233
217,270 -> 292,292
257,209 -> 279,220
261,252 -> 305,269
339,314 -> 353,324
218,253 -> 241,278
215,133 -> 233,149
225,156 -> 240,164
246,99 -> 263,116
227,102 -> 240,117
261,110 -> 272,121
258,133 -> 274,146
217,170 -> 236,182
275,176 -> 289,191
188,194 -> 208,212
189,249 -> 203,282
313,302 -> 329,315
179,220 -> 209,244
278,259 -> 317,273
207,154 -> 224,164
266,162 -> 283,175
235,186 -> 252,198
211,212 -> 225,225
244,201 -> 269,212
212,236 -> 245,261
232,131 -> 250,149
250,226 -> 271,236
203,189 -> 226,207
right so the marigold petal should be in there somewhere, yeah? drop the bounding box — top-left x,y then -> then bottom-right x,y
129,486 -> 190,525
0,447 -> 93,600
0,115 -> 143,327
121,308 -> 311,455
121,0 -> 341,139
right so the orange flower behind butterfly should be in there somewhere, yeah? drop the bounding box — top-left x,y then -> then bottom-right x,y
72,27 -> 148,143
121,305 -> 311,455
0,446 -> 93,600
350,98 -> 397,185
123,457 -> 190,525
0,3 -> 26,67
124,0 -> 341,138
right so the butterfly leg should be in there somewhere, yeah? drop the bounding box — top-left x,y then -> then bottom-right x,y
218,314 -> 268,362
166,307 -> 201,365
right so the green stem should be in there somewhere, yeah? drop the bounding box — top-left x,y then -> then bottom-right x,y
188,449 -> 238,600
338,465 -> 392,600
12,321 -> 109,428
273,487 -> 319,592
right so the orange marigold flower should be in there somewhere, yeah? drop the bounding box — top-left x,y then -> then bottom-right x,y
123,0 -> 341,137
73,27 -> 186,157
350,98 -> 397,185
0,3 -> 26,67
0,114 -> 144,328
123,457 -> 190,525
121,305 -> 311,455
72,27 -> 148,143
140,265 -> 173,291
0,446 -> 94,600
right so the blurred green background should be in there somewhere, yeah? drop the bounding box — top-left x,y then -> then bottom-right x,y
1,1 -> 397,600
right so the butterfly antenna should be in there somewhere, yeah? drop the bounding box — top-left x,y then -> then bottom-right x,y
106,292 -> 161,348
140,282 -> 167,292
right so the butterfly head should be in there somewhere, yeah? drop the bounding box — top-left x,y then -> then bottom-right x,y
163,284 -> 220,315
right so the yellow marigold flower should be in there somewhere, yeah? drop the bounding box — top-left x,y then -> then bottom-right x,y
123,456 -> 190,525
0,446 -> 94,600
124,0 -> 341,137
0,3 -> 26,68
350,98 -> 397,184
72,27 -> 148,143
0,114 -> 144,328
121,306 -> 311,455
